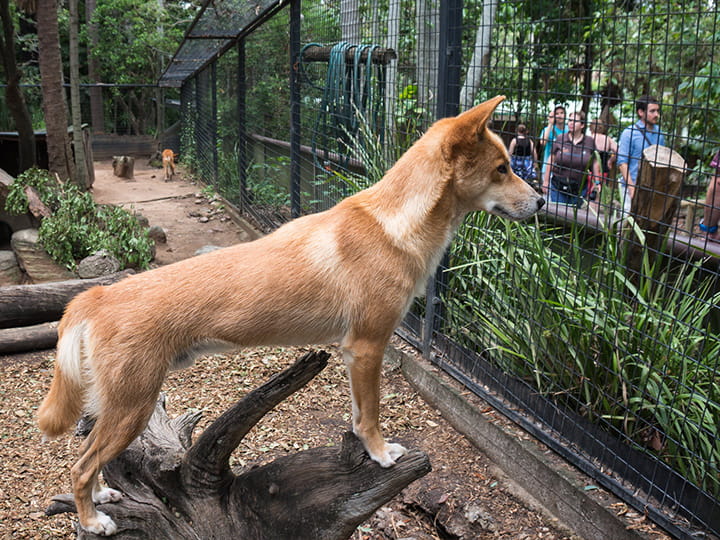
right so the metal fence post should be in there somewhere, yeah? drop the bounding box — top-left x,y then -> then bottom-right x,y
422,0 -> 463,358
211,61 -> 218,187
289,0 -> 302,219
238,38 -> 248,210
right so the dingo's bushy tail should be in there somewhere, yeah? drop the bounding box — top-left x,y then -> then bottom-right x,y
37,324 -> 87,439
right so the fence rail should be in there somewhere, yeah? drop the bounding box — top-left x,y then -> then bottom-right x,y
173,1 -> 720,537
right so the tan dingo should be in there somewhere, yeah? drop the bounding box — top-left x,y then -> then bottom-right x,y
162,149 -> 176,181
38,96 -> 544,535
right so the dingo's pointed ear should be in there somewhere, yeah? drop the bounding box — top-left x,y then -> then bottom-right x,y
456,95 -> 505,138
442,96 -> 505,158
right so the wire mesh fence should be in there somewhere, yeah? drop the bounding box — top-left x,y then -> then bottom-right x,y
168,1 -> 720,537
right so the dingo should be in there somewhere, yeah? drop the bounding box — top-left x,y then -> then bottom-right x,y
162,149 -> 176,181
38,96 -> 544,535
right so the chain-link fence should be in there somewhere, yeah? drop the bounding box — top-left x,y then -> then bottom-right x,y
166,1 -> 720,537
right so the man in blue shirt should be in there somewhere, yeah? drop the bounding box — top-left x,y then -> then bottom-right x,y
617,96 -> 665,202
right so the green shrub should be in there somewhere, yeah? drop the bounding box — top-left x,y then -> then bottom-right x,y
5,168 -> 153,271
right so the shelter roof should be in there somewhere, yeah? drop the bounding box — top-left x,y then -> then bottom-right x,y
158,0 -> 287,88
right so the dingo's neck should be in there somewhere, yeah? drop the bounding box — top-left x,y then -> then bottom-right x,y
360,149 -> 459,271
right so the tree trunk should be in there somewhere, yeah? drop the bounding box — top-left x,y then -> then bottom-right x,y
0,270 -> 134,328
36,0 -> 74,182
68,0 -> 89,189
340,0 -> 360,43
85,0 -> 105,134
459,0 -> 497,111
384,0 -> 400,162
112,156 -> 135,179
0,0 -> 36,172
46,351 -> 431,539
626,145 -> 687,272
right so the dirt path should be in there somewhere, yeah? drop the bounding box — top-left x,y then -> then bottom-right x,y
92,160 -> 255,265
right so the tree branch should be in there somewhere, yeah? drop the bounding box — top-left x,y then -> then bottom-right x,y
181,350 -> 330,490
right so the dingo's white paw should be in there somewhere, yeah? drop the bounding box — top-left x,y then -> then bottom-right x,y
371,442 -> 407,468
93,487 -> 122,504
83,511 -> 117,536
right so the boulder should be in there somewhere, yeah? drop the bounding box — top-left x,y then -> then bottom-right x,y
194,245 -> 223,256
148,225 -> 167,244
0,250 -> 22,286
77,250 -> 122,279
11,229 -> 75,283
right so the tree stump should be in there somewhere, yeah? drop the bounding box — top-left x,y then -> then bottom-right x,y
627,145 -> 687,271
46,350 -> 431,539
111,156 -> 135,180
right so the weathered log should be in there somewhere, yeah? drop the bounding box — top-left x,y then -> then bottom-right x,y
111,156 -> 135,179
46,350 -> 431,539
24,185 -> 52,218
0,270 -> 134,329
0,321 -> 58,355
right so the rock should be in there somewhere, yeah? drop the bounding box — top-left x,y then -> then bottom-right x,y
11,229 -> 75,283
194,245 -> 223,256
444,501 -> 496,537
77,250 -> 122,279
134,212 -> 150,228
148,225 -> 167,244
0,250 -> 22,285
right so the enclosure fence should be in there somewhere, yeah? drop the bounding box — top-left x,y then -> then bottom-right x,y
161,1 -> 720,537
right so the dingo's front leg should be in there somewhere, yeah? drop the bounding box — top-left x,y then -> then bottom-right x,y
343,339 -> 406,467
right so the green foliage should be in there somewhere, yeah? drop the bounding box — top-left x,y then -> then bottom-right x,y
245,156 -> 292,208
4,170 -> 152,271
88,0 -> 190,84
5,168 -> 61,214
444,213 -> 720,495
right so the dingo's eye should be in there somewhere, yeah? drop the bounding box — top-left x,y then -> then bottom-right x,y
497,164 -> 508,174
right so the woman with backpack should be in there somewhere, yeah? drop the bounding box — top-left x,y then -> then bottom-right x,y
508,124 -> 539,189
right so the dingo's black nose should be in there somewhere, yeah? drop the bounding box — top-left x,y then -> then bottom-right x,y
536,198 -> 546,210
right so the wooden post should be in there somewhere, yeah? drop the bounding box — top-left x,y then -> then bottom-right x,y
626,145 -> 686,270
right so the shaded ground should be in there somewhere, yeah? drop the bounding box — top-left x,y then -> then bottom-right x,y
0,159 -> 671,539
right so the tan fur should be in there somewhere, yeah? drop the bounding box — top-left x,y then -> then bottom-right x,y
162,149 -> 176,181
37,96 -> 544,535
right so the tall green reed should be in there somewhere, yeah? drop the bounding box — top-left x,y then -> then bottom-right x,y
445,212 -> 720,495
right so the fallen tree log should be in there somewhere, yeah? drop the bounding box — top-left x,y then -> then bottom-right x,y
0,270 -> 134,329
46,350 -> 431,539
0,321 -> 58,355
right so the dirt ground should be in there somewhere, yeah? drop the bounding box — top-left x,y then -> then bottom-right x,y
0,160 -> 672,539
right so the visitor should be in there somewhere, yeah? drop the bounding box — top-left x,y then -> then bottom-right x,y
508,124 -> 539,188
539,105 -> 568,190
547,110 -> 601,207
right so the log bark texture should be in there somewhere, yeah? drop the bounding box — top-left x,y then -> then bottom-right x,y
0,321 -> 58,355
46,350 -> 431,539
0,270 -> 133,329
627,145 -> 687,272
